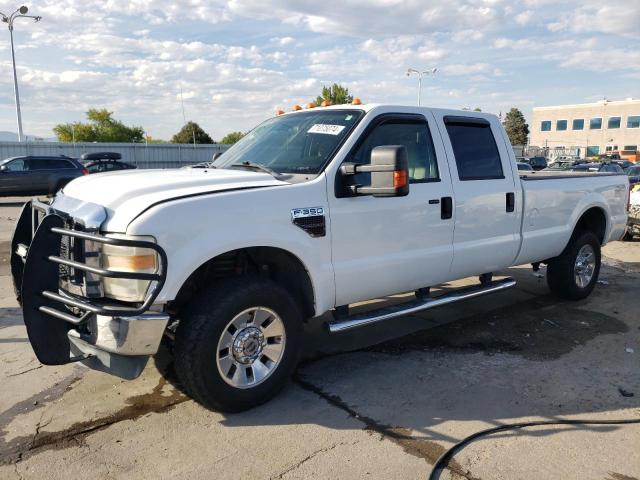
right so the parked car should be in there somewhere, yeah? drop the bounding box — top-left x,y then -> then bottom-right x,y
527,156 -> 547,171
616,150 -> 639,163
517,162 -> 533,171
0,155 -> 87,197
599,153 -> 621,161
610,159 -> 635,172
569,162 -> 624,174
627,165 -> 640,186
626,184 -> 640,240
12,105 -> 629,412
81,152 -> 136,173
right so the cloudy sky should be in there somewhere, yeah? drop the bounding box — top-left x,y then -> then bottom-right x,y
0,0 -> 638,141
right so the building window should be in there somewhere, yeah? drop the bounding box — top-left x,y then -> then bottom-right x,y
556,120 -> 567,131
540,121 -> 551,132
605,145 -> 618,152
590,118 -> 602,129
627,116 -> 640,128
608,117 -> 621,129
586,146 -> 600,157
624,145 -> 637,150
572,119 -> 584,130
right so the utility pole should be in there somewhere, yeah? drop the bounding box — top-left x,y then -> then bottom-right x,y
1,6 -> 42,142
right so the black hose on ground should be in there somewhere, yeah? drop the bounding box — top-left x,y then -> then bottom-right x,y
429,417 -> 640,480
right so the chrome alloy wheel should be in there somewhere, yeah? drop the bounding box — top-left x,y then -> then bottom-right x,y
574,244 -> 596,288
216,307 -> 286,389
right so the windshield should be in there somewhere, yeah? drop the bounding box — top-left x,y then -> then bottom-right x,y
212,110 -> 364,174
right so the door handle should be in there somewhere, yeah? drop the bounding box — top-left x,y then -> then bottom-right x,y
506,192 -> 515,212
428,199 -> 440,205
441,197 -> 453,219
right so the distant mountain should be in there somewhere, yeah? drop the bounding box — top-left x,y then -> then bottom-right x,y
0,131 -> 58,142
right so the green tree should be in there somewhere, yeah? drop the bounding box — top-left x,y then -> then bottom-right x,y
170,121 -> 214,144
53,109 -> 144,143
473,107 -> 482,112
503,107 -> 530,145
315,83 -> 353,105
220,131 -> 244,145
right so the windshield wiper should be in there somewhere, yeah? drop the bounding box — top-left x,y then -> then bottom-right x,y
229,161 -> 279,177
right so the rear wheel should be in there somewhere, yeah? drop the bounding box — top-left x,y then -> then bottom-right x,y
174,276 -> 303,412
547,230 -> 600,300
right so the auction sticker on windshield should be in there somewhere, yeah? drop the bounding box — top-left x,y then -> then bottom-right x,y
308,124 -> 346,135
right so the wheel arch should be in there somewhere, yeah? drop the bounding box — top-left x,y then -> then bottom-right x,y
573,206 -> 607,245
168,246 -> 316,320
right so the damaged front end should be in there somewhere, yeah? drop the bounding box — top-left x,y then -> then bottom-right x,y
11,196 -> 169,379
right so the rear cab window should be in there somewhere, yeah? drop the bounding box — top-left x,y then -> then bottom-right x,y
443,117 -> 504,181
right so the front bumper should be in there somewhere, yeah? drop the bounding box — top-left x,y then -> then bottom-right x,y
12,198 -> 169,380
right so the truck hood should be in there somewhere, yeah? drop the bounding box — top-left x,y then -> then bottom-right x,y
59,167 -> 288,231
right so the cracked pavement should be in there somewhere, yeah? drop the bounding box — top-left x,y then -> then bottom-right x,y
1,197 -> 639,479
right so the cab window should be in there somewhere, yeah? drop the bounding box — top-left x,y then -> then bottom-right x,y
350,117 -> 439,184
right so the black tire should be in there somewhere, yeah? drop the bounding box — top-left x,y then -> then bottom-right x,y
173,276 -> 303,412
547,230 -> 601,300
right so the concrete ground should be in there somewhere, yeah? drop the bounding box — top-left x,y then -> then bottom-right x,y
0,196 -> 638,480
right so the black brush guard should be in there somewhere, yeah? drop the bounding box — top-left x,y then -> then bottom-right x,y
12,200 -> 168,366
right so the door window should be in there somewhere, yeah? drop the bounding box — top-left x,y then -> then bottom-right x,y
30,158 -> 74,169
350,118 -> 439,184
4,159 -> 27,171
445,120 -> 504,181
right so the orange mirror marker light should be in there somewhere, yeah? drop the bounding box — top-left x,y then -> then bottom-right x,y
393,170 -> 408,189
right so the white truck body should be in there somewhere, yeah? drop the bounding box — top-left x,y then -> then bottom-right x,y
60,105 -> 627,313
13,104 -> 629,409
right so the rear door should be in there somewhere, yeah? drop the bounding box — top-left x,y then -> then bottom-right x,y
329,113 -> 455,305
435,114 -> 521,278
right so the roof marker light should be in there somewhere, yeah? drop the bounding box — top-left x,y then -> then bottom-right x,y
307,102 -> 317,109
292,104 -> 302,111
352,98 -> 362,105
276,109 -> 285,116
321,100 -> 331,107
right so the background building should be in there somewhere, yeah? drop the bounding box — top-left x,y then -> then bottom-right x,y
530,98 -> 640,159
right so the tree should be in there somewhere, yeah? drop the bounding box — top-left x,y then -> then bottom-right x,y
473,107 -> 482,112
53,109 -> 144,143
315,83 -> 353,106
220,131 -> 244,145
170,121 -> 214,144
503,107 -> 530,145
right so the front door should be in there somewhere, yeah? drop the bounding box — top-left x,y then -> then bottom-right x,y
0,158 -> 31,195
329,113 -> 455,306
435,114 -> 521,279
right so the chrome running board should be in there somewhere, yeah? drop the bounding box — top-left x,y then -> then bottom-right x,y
327,277 -> 516,333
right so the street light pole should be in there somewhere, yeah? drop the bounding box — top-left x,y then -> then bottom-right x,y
1,6 -> 42,142
406,67 -> 437,106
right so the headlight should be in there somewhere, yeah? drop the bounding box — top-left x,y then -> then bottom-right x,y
100,235 -> 159,302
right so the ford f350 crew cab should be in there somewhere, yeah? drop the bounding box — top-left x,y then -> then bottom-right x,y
12,104 -> 629,411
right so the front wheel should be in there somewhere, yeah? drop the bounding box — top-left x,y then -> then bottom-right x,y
174,277 -> 303,412
547,230 -> 601,300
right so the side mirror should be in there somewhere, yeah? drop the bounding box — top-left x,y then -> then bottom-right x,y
340,145 -> 409,197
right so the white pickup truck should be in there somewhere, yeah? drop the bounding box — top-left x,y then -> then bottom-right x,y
12,104 -> 628,412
